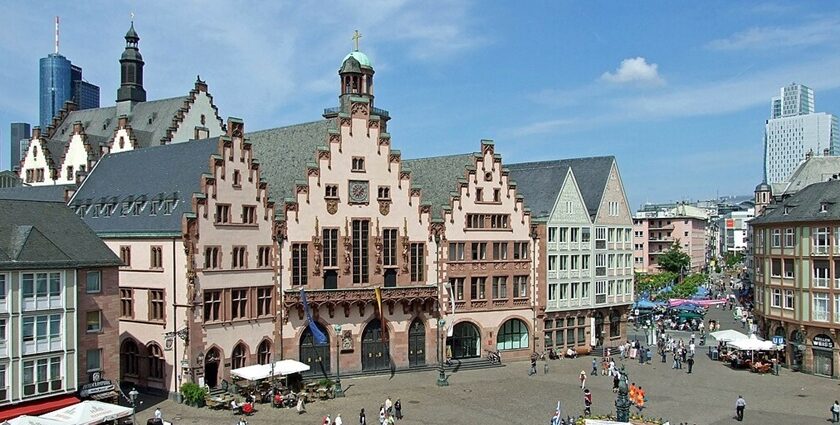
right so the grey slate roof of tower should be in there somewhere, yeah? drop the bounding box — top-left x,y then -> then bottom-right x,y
507,157 -> 615,220
0,199 -> 121,269
69,138 -> 220,235
751,180 -> 840,225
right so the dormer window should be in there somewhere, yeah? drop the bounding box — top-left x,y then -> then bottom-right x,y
783,206 -> 791,215
820,203 -> 829,213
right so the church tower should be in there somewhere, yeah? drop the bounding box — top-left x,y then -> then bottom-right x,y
325,31 -> 389,125
116,21 -> 146,115
754,182 -> 772,216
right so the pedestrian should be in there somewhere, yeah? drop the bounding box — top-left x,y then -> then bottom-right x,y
379,405 -> 386,425
687,357 -> 694,374
335,413 -> 344,425
296,395 -> 306,414
530,352 -> 538,376
591,358 -> 597,375
660,349 -> 666,363
832,400 -> 840,423
583,389 -> 592,416
394,399 -> 402,420
735,395 -> 746,421
619,343 -> 626,359
636,386 -> 646,412
385,397 -> 393,416
672,352 -> 679,369
646,347 -> 653,364
324,415 -> 332,425
154,408 -> 162,420
237,416 -> 247,425
359,408 -> 367,425
579,370 -> 587,389
638,347 -> 645,365
612,373 -> 619,393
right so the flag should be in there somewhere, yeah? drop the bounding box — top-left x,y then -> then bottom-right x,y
445,282 -> 456,337
374,287 -> 387,342
301,288 -> 327,345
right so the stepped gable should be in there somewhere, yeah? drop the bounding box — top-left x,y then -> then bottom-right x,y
69,138 -> 220,235
402,153 -> 479,219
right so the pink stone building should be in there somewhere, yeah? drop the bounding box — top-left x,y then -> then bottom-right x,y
633,205 -> 709,273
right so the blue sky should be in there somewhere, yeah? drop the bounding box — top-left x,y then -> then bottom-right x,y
2,1 -> 840,209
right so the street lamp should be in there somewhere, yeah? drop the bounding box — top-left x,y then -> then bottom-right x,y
332,324 -> 344,397
436,318 -> 449,386
128,387 -> 139,425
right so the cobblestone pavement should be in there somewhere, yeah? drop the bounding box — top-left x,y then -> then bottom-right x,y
138,305 -> 836,425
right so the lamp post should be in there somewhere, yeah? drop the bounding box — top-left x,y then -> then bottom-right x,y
615,367 -> 631,422
332,324 -> 344,397
436,318 -> 449,386
129,387 -> 139,425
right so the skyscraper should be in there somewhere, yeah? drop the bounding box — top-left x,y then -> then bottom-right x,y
9,123 -> 30,170
764,83 -> 839,184
38,17 -> 99,128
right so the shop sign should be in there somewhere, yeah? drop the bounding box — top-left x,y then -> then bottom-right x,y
813,334 -> 834,349
79,373 -> 114,398
772,336 -> 785,345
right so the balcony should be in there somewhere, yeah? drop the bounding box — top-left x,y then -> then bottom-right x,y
648,237 -> 674,243
283,285 -> 437,317
322,106 -> 390,118
649,224 -> 675,231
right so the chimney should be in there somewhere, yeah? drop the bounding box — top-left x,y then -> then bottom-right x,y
806,149 -> 813,160
824,148 -> 830,156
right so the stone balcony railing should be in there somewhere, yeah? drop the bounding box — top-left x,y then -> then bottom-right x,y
283,285 -> 438,319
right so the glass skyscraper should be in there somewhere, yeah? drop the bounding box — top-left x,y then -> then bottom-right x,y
39,54 -> 100,128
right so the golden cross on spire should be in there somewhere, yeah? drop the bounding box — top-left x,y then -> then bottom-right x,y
130,11 -> 134,22
352,30 -> 362,51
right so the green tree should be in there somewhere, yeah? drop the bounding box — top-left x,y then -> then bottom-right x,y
724,252 -> 744,268
657,241 -> 691,275
635,272 -> 677,296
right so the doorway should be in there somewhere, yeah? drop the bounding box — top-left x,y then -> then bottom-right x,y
408,319 -> 426,367
323,270 -> 338,290
449,322 -> 480,359
299,323 -> 331,376
384,269 -> 397,288
204,348 -> 221,388
362,320 -> 390,371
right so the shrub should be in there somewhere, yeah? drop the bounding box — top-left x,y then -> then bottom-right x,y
180,382 -> 207,407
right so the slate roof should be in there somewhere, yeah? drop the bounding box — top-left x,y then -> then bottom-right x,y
247,120 -> 335,217
772,156 -> 840,198
69,138 -> 220,235
507,157 -> 615,220
0,184 -> 74,202
751,180 -> 840,225
402,154 -> 476,218
0,200 -> 121,269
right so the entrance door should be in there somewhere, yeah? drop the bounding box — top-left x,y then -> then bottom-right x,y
204,348 -> 220,388
362,320 -> 390,371
323,270 -> 338,290
814,349 -> 834,376
408,319 -> 426,367
384,269 -> 397,288
594,313 -> 605,347
450,322 -> 480,359
299,324 -> 331,377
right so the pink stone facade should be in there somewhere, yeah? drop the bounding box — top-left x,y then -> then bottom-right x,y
633,215 -> 707,273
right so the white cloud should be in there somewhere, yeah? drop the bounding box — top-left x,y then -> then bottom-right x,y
706,18 -> 840,51
600,57 -> 664,85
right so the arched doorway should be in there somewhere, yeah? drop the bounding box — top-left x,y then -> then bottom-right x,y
299,323 -> 330,377
361,320 -> 390,371
497,318 -> 529,351
204,348 -> 221,388
790,329 -> 805,371
408,319 -> 426,367
594,312 -> 605,347
120,339 -> 139,380
609,310 -> 621,338
449,322 -> 480,359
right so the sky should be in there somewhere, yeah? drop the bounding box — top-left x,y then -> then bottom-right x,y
2,1 -> 840,209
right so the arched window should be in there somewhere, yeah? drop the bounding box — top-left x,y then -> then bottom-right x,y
121,340 -> 139,377
609,311 -> 621,338
148,344 -> 165,380
497,319 -> 529,351
232,343 -> 247,369
257,340 -> 272,365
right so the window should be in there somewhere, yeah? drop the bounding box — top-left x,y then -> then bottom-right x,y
383,229 -> 398,266
570,228 -> 579,242
85,271 -> 101,293
493,242 -> 508,260
451,278 -> 464,301
86,310 -> 102,332
291,243 -> 308,285
514,276 -> 528,298
215,204 -> 230,224
149,344 -> 165,380
784,228 -> 795,247
204,247 -> 221,269
475,188 -> 483,202
581,228 -> 591,243
257,287 -> 273,317
548,283 -> 557,301
150,246 -> 163,269
595,254 -> 606,276
548,227 -> 557,243
470,277 -> 486,300
571,255 -> 579,270
352,220 -> 370,284
608,201 -> 619,216
595,227 -> 606,249
232,246 -> 247,268
120,246 -> 131,267
497,319 -> 528,351
120,289 -> 133,318
257,246 -> 272,268
595,281 -> 606,304
86,349 -> 102,372
471,242 -> 487,261
231,289 -> 248,319
351,156 -> 365,171
233,170 -> 241,186
559,228 -> 568,243
570,282 -> 579,298
548,255 -> 557,271
204,290 -> 222,322
410,243 -> 425,282
814,227 -> 829,254
0,364 -> 6,401
377,186 -> 391,200
565,201 -> 573,214
783,290 -> 794,309
149,290 -> 165,321
490,214 -> 509,229
242,206 -> 257,224
325,184 -> 339,198
22,357 -> 62,396
467,214 -> 485,229
492,276 -> 508,299
559,255 -> 568,271
323,229 -> 339,268
448,242 -> 465,261
771,259 -> 781,277
581,281 -> 590,298
493,188 -> 501,202
258,340 -> 272,365
22,314 -> 62,354
814,292 -> 829,321
771,288 -> 781,307
581,255 -> 590,271
558,283 -> 568,300
513,242 -> 529,260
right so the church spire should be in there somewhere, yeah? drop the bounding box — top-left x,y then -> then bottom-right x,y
117,20 -> 146,105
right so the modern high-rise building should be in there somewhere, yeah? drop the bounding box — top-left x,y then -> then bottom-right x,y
9,123 -> 31,170
764,83 -> 839,185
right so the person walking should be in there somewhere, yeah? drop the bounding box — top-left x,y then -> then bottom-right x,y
296,395 -> 306,414
583,389 -> 592,416
831,400 -> 840,423
530,352 -> 538,376
591,358 -> 597,375
154,408 -> 162,420
612,373 -> 619,393
335,414 -> 344,425
394,399 -> 402,420
579,370 -> 587,389
686,356 -> 694,374
735,395 -> 746,421
359,408 -> 367,425
385,397 -> 393,416
378,405 -> 386,425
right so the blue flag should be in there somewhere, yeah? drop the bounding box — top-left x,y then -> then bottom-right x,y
301,288 -> 328,345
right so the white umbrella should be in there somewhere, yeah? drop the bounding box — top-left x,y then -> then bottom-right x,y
3,416 -> 69,425
40,400 -> 132,425
710,329 -> 749,343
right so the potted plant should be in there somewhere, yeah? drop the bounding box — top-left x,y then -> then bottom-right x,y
180,383 -> 208,408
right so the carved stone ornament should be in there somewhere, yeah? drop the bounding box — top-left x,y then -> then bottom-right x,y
340,330 -> 354,352
374,236 -> 383,274
327,200 -> 338,215
351,103 -> 369,116
379,200 -> 390,216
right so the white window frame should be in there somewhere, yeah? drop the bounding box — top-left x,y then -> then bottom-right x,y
814,263 -> 829,288
22,314 -> 62,355
86,271 -> 101,294
86,310 -> 102,333
86,348 -> 102,372
21,272 -> 63,311
783,228 -> 795,248
814,227 -> 829,254
771,288 -> 781,307
783,290 -> 794,310
813,293 -> 829,322
22,356 -> 63,397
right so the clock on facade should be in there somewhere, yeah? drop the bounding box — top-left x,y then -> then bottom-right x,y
348,180 -> 369,203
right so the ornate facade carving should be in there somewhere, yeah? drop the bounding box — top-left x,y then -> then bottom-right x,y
378,200 -> 390,216
326,200 -> 338,215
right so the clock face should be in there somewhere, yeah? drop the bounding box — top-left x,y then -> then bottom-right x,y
348,180 -> 369,203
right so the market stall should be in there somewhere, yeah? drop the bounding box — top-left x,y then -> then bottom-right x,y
228,360 -> 312,408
